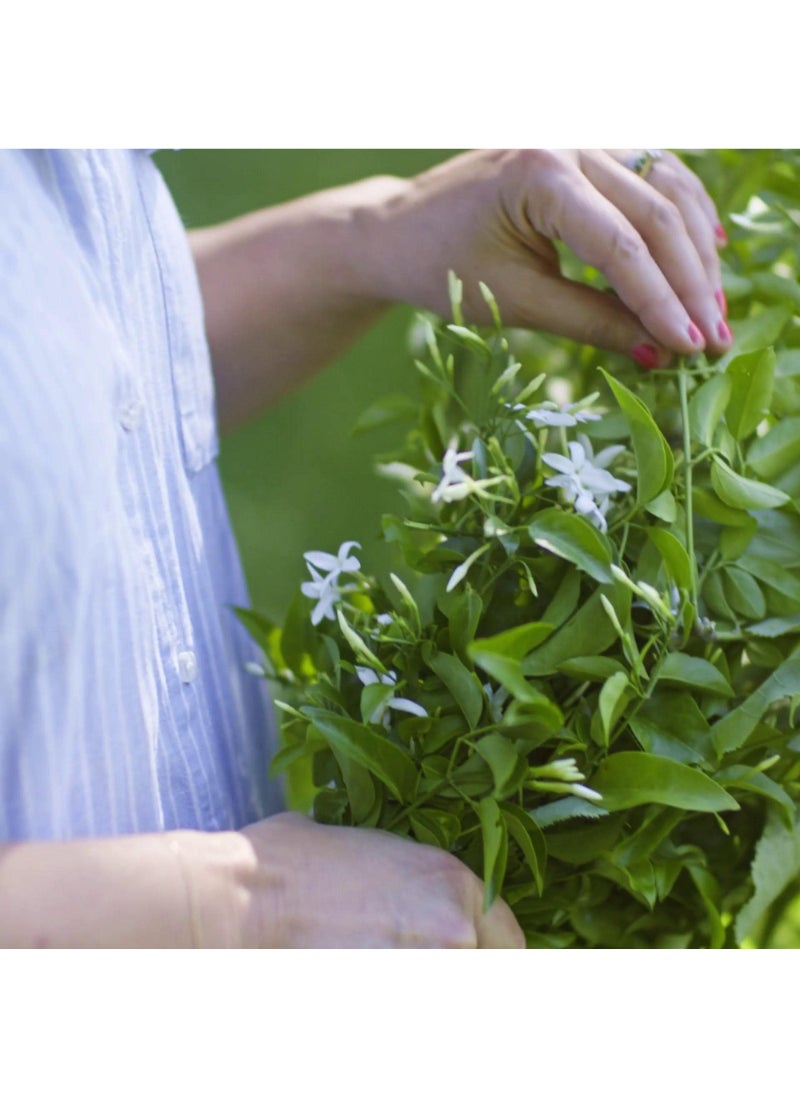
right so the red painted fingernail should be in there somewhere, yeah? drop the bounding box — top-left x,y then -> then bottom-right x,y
714,223 -> 728,244
631,343 -> 660,370
717,319 -> 733,344
688,322 -> 705,347
715,288 -> 728,318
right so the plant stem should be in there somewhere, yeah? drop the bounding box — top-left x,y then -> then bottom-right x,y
678,359 -> 699,612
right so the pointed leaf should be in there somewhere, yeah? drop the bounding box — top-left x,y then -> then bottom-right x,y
501,803 -> 547,895
590,752 -> 738,812
468,621 -> 554,662
424,650 -> 484,729
528,509 -> 613,584
658,652 -> 734,697
712,655 -> 800,755
474,734 -> 527,797
301,708 -> 417,803
600,369 -> 673,504
688,372 -> 732,447
725,346 -> 776,440
478,797 -> 508,910
710,456 -> 790,510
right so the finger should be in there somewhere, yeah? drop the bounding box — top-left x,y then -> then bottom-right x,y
526,165 -> 706,356
575,152 -> 732,356
498,261 -> 675,367
591,151 -> 731,344
609,149 -> 725,245
476,893 -> 526,948
642,150 -> 729,315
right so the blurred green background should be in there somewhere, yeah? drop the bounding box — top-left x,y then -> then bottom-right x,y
155,150 -> 456,622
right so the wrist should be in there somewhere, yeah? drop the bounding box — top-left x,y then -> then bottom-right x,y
169,829 -> 257,948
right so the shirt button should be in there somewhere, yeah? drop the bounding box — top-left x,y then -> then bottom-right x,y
177,650 -> 198,684
120,399 -> 144,431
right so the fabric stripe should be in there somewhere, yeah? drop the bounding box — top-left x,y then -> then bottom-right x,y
0,149 -> 283,840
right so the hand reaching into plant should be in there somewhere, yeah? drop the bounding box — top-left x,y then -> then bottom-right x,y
240,813 -> 525,948
370,149 -> 732,370
192,148 -> 731,430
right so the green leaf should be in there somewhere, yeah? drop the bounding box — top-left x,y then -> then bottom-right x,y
468,621 -> 554,662
725,346 -> 776,440
692,487 -> 755,526
479,797 -> 508,910
629,692 -> 716,766
501,803 -> 547,895
468,649 -> 562,724
647,528 -> 693,592
645,490 -> 677,522
722,568 -> 766,620
522,584 -> 631,676
558,655 -> 628,682
590,753 -> 739,812
710,456 -> 790,510
424,650 -> 484,729
474,733 -> 527,797
688,372 -> 732,448
438,586 -> 483,663
301,708 -> 418,803
736,554 -> 800,601
712,655 -> 800,755
600,369 -> 674,505
715,765 -> 796,829
598,671 -> 632,744
658,652 -> 734,697
531,797 -> 609,829
686,863 -> 725,949
735,810 -> 800,945
747,416 -> 800,480
528,509 -> 613,584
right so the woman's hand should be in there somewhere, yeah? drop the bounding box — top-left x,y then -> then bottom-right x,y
369,148 -> 731,368
195,148 -> 730,429
238,812 -> 525,948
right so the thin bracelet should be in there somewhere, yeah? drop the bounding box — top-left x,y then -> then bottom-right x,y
166,837 -> 203,948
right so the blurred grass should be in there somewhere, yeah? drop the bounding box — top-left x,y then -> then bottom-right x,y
155,149 -> 455,622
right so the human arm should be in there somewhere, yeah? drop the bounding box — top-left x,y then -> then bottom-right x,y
190,148 -> 730,433
0,813 -> 524,947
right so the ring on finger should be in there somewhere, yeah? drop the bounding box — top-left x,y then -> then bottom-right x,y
628,148 -> 663,182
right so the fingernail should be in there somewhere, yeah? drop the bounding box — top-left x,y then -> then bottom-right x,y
631,343 -> 660,370
717,319 -> 733,344
688,322 -> 705,347
714,223 -> 728,245
715,288 -> 728,318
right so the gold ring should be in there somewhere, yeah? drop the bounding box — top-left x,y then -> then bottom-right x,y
629,148 -> 662,181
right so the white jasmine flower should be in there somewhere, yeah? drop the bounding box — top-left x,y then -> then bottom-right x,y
525,402 -> 602,428
301,540 -> 362,625
431,444 -> 478,503
300,564 -> 342,625
355,666 -> 427,725
303,540 -> 361,580
431,441 -> 508,505
542,435 -> 630,533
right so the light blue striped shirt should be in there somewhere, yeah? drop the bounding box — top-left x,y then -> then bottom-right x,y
0,149 -> 282,840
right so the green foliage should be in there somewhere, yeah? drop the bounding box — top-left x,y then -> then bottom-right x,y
242,150 -> 800,948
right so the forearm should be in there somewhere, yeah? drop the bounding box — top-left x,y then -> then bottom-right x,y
191,175 -> 411,433
0,829 -> 253,947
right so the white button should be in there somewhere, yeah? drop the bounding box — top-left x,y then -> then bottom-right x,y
120,399 -> 144,431
177,650 -> 197,684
